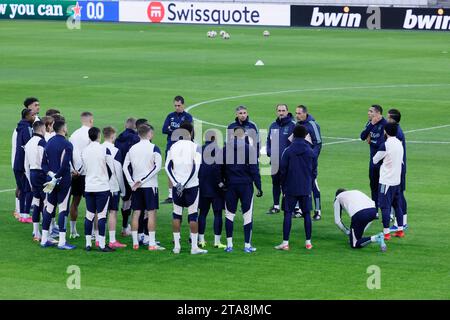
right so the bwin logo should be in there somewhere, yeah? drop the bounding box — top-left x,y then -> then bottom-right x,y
403,9 -> 450,30
311,7 -> 362,28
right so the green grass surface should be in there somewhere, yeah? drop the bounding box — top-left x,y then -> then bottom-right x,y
0,20 -> 449,299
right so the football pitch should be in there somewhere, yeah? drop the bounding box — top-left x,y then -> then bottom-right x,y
0,20 -> 449,300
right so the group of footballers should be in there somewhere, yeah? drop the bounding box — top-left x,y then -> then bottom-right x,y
11,95 -> 407,254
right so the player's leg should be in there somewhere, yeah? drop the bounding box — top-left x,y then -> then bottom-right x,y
275,195 -> 295,250
40,191 -> 57,247
137,208 -> 146,245
171,186 -> 183,253
212,196 -> 225,248
186,187 -> 206,254
224,187 -> 238,252
108,192 -> 126,248
96,191 -> 112,252
198,196 -> 211,248
378,184 -> 393,240
69,175 -> 83,238
267,173 -> 281,214
57,183 -> 75,250
392,186 -> 405,238
312,156 -> 321,220
369,166 -> 380,209
130,189 -> 143,249
13,170 -> 26,222
350,208 -> 385,251
121,177 -> 132,236
299,195 -> 313,249
84,192 -> 95,250
147,187 -> 164,250
30,184 -> 42,241
23,176 -> 33,221
240,184 -> 256,253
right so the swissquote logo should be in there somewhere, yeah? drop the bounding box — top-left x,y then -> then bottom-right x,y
403,8 -> 450,30
310,7 -> 362,28
147,1 -> 165,23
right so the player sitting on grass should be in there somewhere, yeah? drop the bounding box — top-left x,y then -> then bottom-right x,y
334,189 -> 386,251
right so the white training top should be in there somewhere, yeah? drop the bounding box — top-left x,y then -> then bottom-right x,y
103,141 -> 126,194
165,140 -> 201,189
123,139 -> 161,188
69,125 -> 91,174
81,141 -> 113,193
334,190 -> 376,233
45,132 -> 55,142
373,136 -> 404,186
24,135 -> 46,185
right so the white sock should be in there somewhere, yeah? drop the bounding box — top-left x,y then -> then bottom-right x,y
138,233 -> 144,241
59,232 -> 66,246
282,240 -> 289,246
131,231 -> 138,246
383,228 -> 390,235
22,213 -> 30,219
404,214 -> 408,225
33,223 -> 40,236
214,234 -> 221,245
245,242 -> 251,248
173,232 -> 181,249
86,235 -> 92,247
199,234 -> 205,242
191,233 -> 198,249
49,222 -> 53,234
143,234 -> 150,244
274,204 -> 280,210
168,188 -> 173,198
15,198 -> 20,212
70,221 -> 77,233
227,237 -> 233,248
109,231 -> 116,243
305,240 -> 311,246
149,231 -> 156,246
41,230 -> 49,245
98,235 -> 106,249
371,236 -> 377,242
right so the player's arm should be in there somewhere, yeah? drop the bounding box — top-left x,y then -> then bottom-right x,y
266,126 -> 272,157
113,150 -> 126,195
181,146 -> 201,187
24,152 -> 31,185
248,145 -> 262,194
55,143 -> 73,179
372,143 -> 387,165
140,146 -> 162,185
162,115 -> 172,135
122,152 -> 134,187
164,148 -> 179,186
279,149 -> 288,189
360,121 -> 374,141
334,198 -> 349,235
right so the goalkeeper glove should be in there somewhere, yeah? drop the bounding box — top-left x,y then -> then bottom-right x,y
175,183 -> 184,197
43,177 -> 61,194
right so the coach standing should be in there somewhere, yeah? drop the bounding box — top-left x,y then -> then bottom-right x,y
227,106 -> 260,157
266,104 -> 296,214
295,105 -> 322,220
162,96 -> 193,204
360,105 -> 387,208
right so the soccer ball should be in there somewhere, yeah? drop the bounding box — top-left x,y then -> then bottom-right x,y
263,30 -> 270,37
222,32 -> 230,40
211,30 -> 217,37
207,31 -> 217,38
220,30 -> 226,36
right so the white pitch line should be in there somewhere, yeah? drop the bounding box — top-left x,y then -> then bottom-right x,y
0,188 -> 15,193
186,83 -> 450,128
404,124 -> 450,134
407,140 -> 450,144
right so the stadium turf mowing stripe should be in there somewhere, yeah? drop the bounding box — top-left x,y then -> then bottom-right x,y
0,21 -> 449,300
